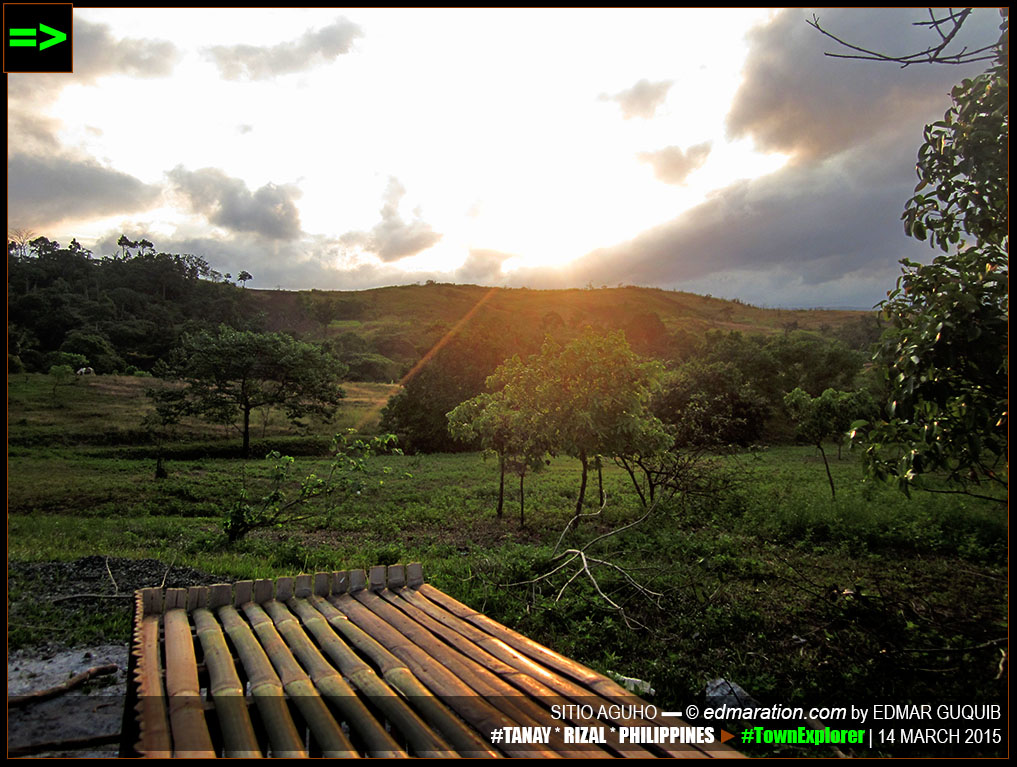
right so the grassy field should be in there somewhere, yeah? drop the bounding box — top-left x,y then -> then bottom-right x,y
7,375 -> 1007,755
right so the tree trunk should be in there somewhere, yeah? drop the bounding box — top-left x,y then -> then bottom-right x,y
818,442 -> 836,499
596,456 -> 604,507
519,473 -> 525,528
573,451 -> 588,526
243,406 -> 251,458
497,455 -> 505,518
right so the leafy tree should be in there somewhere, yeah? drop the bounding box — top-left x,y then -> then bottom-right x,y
237,270 -> 253,288
380,327 -> 522,453
477,329 -> 667,524
855,16 -> 1008,502
786,388 -> 878,499
152,325 -> 347,457
653,359 -> 771,448
448,377 -> 554,526
47,364 -> 75,396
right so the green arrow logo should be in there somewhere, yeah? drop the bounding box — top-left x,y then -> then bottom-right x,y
8,23 -> 67,51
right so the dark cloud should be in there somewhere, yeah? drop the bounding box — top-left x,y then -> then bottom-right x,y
600,78 -> 673,119
205,17 -> 362,80
168,166 -> 303,241
455,249 -> 512,284
637,142 -> 711,185
513,132 -> 935,307
7,152 -> 162,229
727,8 -> 1001,160
340,178 -> 442,262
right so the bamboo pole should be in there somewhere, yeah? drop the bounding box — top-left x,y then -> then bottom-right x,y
216,605 -> 308,758
133,608 -> 171,756
164,608 -> 216,758
287,596 -> 458,758
329,592 -> 559,759
346,589 -> 608,759
240,602 -> 359,758
389,586 -> 661,757
260,599 -> 407,758
192,608 -> 262,758
415,585 -> 743,758
307,594 -> 497,758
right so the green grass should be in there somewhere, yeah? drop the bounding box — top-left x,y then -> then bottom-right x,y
7,376 -> 1007,756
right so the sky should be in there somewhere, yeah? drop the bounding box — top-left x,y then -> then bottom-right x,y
7,7 -> 1003,308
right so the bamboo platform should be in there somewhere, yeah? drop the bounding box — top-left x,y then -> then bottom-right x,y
124,563 -> 742,758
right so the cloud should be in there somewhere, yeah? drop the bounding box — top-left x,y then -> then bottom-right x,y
205,16 -> 362,80
340,178 -> 442,262
514,131 -> 936,307
7,152 -> 162,229
600,78 -> 673,119
168,166 -> 303,241
727,8 -> 1002,160
455,249 -> 512,284
7,19 -> 179,104
637,142 -> 711,185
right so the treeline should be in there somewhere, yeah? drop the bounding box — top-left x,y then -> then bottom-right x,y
381,318 -> 877,453
8,236 -> 260,375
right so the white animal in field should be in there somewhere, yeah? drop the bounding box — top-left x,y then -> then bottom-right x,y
75,367 -> 95,376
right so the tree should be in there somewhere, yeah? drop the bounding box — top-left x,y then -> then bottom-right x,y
474,328 -> 667,525
853,14 -> 1008,502
237,270 -> 253,288
152,326 -> 347,457
785,388 -> 877,499
448,375 -> 555,526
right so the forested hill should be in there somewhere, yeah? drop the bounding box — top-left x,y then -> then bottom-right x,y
8,236 -> 881,381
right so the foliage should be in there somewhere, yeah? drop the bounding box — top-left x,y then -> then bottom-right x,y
857,18 -> 1008,501
785,388 -> 877,498
7,235 -> 259,373
448,382 -> 555,524
223,432 -> 400,543
471,328 -> 669,522
47,364 -> 75,394
380,325 -> 535,453
151,325 -> 347,456
654,360 -> 771,447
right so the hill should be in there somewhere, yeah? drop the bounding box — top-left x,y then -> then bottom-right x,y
248,283 -> 878,379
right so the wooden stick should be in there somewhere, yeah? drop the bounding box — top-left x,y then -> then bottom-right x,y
8,664 -> 118,708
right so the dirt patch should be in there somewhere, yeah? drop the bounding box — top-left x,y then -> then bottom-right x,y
7,556 -> 227,757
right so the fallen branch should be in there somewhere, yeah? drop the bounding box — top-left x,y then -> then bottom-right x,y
8,732 -> 122,757
9,663 -> 119,708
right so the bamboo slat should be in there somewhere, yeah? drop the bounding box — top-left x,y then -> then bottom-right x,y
130,565 -> 743,759
240,602 -> 360,758
307,594 -> 497,758
287,596 -> 459,758
164,608 -> 216,757
133,599 -> 171,757
192,608 -> 262,758
260,599 -> 406,758
216,605 -> 308,758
